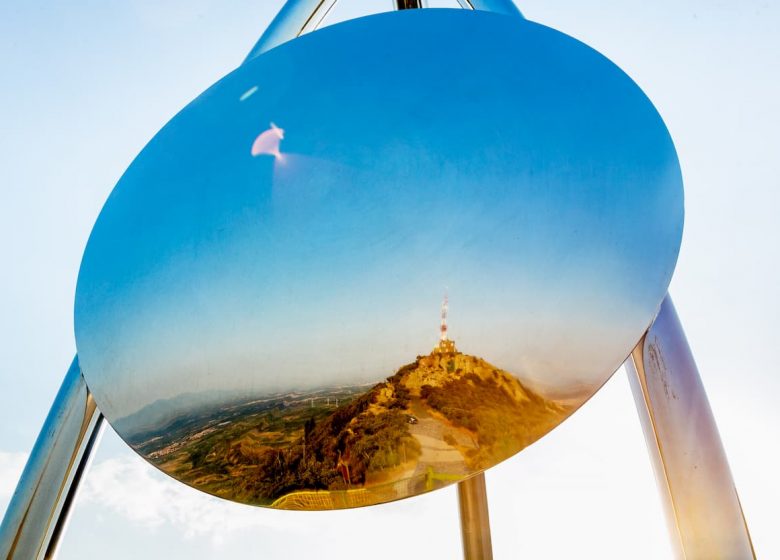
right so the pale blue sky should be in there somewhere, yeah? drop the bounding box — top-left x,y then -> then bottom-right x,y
73,9 -> 681,424
1,1 -> 778,558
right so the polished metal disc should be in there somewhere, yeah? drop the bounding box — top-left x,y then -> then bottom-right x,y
75,9 -> 683,509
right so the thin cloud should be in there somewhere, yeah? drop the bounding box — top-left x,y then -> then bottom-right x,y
75,447 -> 457,551
0,451 -> 28,514
2,447 -> 456,555
79,453 -> 293,545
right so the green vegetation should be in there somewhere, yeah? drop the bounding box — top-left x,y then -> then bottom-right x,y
420,371 -> 568,469
138,347 -> 571,509
144,381 -> 421,506
231,384 -> 420,503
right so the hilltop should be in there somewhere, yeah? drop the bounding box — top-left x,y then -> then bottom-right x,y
140,340 -> 571,508
384,343 -> 569,470
224,341 -> 570,504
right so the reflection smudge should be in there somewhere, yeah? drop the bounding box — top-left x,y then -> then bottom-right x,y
251,122 -> 284,158
239,85 -> 259,102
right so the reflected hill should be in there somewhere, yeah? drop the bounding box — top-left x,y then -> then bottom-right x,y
130,339 -> 572,510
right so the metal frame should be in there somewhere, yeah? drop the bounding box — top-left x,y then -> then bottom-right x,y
244,0 -> 340,61
395,0 -> 427,10
0,2 -> 752,559
245,0 -> 522,61
0,359 -> 103,560
626,296 -> 754,559
458,473 -> 493,560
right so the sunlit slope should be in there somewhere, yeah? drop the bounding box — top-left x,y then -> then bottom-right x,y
144,344 -> 570,509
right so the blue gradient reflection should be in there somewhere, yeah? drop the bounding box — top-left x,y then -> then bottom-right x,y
76,10 -> 682,442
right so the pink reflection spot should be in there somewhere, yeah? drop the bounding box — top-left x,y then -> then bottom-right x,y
251,122 -> 284,158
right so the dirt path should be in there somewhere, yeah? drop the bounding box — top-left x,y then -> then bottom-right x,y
407,398 -> 470,477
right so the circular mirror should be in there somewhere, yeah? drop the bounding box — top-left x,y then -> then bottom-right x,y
75,9 -> 683,510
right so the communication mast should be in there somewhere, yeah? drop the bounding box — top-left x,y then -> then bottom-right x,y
435,292 -> 456,354
441,292 -> 449,342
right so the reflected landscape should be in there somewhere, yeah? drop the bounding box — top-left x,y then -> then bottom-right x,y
119,312 -> 571,509
75,10 -> 683,509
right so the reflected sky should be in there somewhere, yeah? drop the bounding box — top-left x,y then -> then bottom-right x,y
74,9 -> 682,422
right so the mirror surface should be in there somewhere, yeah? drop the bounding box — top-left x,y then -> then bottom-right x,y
75,9 -> 683,510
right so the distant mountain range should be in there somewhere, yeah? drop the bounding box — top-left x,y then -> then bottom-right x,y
113,389 -> 249,440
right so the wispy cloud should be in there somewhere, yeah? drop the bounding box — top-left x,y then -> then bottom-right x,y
0,451 -> 28,514
2,446 -> 456,556
79,452 -> 296,546
74,443 -> 461,554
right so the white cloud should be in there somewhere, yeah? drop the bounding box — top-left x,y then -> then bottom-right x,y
0,451 -> 28,514
78,453 -> 297,546
3,444 -> 460,558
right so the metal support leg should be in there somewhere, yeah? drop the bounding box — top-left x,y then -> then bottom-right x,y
0,357 -> 104,560
245,0 -> 523,63
395,0 -> 426,9
244,0 -> 340,61
626,296 -> 754,559
456,0 -> 523,17
458,473 -> 493,560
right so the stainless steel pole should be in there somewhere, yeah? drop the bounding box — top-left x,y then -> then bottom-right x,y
626,295 -> 755,559
245,0 -> 523,64
456,0 -> 523,17
0,358 -> 104,560
394,0 -> 426,9
457,473 -> 493,560
244,0 -> 340,62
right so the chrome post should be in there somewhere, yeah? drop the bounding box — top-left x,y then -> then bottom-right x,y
456,0 -> 522,17
626,295 -> 755,559
245,0 -> 522,64
394,0 -> 426,9
0,358 -> 104,560
457,473 -> 493,560
244,0 -> 340,62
